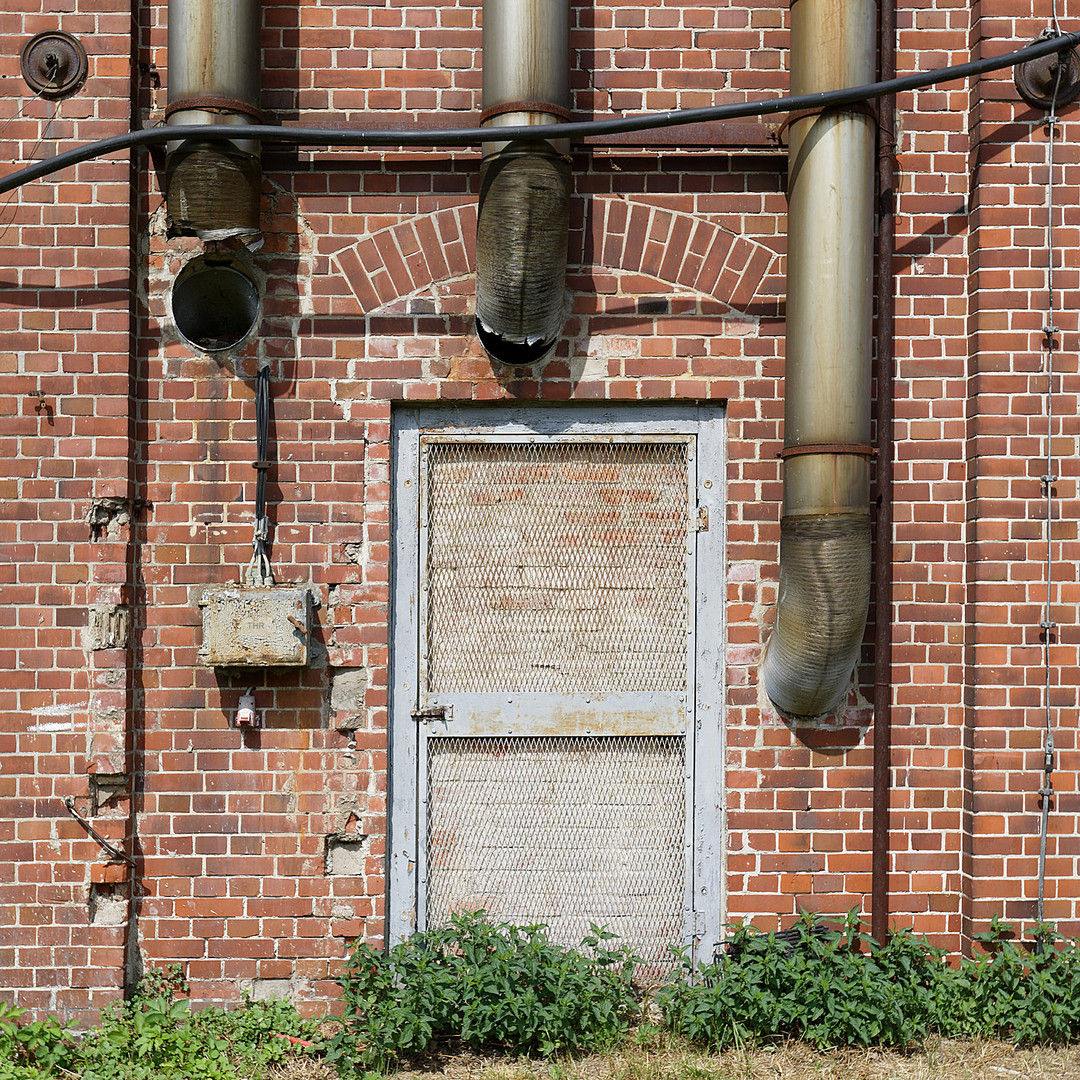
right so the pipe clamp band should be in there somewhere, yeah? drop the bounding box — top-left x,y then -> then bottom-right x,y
166,96 -> 266,123
480,100 -> 571,124
778,99 -> 878,140
778,442 -> 878,460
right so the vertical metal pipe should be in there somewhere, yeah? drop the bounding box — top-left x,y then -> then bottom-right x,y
165,0 -> 262,238
871,0 -> 897,947
761,0 -> 877,719
475,0 -> 571,365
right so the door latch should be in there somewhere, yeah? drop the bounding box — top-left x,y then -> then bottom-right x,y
411,704 -> 451,722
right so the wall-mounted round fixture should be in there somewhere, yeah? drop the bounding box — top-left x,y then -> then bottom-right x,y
172,258 -> 260,353
1015,34 -> 1080,110
21,32 -> 88,100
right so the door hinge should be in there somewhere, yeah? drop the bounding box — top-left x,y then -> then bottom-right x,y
695,506 -> 709,532
411,704 -> 451,722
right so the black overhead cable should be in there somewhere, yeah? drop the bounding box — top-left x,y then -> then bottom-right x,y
0,32 -> 1076,196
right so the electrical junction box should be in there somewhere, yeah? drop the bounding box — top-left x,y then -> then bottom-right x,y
198,587 -> 311,667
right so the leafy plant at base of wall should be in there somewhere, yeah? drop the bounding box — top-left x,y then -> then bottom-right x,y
74,968 -> 318,1080
658,912 -> 1080,1051
954,918 -> 1080,1044
0,1001 -> 74,1080
327,911 -> 640,1075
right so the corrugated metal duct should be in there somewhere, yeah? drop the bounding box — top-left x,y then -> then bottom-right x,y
475,0 -> 571,365
760,0 -> 876,719
165,0 -> 262,238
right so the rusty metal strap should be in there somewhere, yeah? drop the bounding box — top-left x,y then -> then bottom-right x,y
778,442 -> 878,460
777,99 -> 878,140
166,95 -> 266,123
481,100 -> 571,124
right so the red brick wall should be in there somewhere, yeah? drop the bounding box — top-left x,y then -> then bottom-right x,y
2,0 -> 1079,1022
1,1 -> 137,1024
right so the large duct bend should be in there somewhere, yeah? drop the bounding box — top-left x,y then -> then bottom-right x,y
166,0 -> 262,238
761,0 -> 877,719
476,0 -> 571,365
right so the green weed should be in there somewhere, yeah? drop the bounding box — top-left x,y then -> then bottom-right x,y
0,1001 -> 74,1080
659,911 -> 1080,1052
327,910 -> 640,1075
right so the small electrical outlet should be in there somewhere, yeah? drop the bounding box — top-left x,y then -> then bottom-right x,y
234,691 -> 260,728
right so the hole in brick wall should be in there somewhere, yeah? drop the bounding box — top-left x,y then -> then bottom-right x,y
172,257 -> 260,352
325,833 -> 369,876
329,666 -> 368,730
90,773 -> 128,815
85,497 -> 131,541
89,883 -> 128,926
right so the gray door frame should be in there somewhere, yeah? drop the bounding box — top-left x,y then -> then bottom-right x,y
388,404 -> 726,965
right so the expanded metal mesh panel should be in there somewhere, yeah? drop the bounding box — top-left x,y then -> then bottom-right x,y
425,735 -> 686,981
424,439 -> 691,694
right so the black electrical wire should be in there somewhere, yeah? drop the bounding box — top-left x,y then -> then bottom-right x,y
0,31 -> 1076,197
248,364 -> 273,586
63,796 -> 134,865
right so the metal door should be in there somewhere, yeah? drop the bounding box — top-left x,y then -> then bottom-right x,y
389,406 -> 724,976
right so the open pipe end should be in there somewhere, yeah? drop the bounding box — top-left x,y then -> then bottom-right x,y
172,257 -> 260,353
761,513 -> 872,721
474,317 -> 557,367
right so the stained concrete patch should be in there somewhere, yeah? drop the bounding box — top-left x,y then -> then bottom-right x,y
325,834 -> 369,876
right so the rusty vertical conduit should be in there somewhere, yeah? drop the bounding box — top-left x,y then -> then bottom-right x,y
871,0 -> 897,946
165,0 -> 262,237
475,0 -> 571,365
761,0 -> 877,720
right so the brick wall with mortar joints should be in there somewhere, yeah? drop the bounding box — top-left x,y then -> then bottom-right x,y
5,0 -> 1080,1017
961,0 -> 1080,936
130,145 -> 802,1005
881,0 -> 974,948
0,0 -> 139,1025
10,0 -> 862,1011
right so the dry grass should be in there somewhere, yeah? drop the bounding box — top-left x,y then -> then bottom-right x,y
267,1032 -> 1080,1080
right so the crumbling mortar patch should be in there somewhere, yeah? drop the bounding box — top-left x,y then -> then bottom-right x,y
86,497 -> 131,541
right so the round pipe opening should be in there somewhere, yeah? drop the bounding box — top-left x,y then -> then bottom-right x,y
172,258 -> 260,352
475,318 -> 557,367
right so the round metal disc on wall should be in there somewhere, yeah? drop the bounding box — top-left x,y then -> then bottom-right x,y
1015,40 -> 1080,110
20,32 -> 88,100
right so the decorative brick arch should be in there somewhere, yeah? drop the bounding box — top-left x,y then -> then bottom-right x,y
332,197 -> 778,316
331,205 -> 478,315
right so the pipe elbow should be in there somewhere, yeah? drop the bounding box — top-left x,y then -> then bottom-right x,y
475,146 -> 571,366
761,514 -> 871,720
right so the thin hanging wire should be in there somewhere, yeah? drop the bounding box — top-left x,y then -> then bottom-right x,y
1035,2 -> 1063,931
245,365 -> 274,586
0,59 -> 62,243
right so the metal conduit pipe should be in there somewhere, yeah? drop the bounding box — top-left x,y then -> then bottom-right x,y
166,0 -> 262,238
475,0 -> 571,366
761,0 -> 877,719
871,0 -> 898,946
